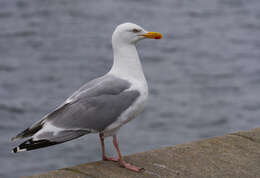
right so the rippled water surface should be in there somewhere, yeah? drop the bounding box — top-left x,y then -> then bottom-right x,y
1,0 -> 260,177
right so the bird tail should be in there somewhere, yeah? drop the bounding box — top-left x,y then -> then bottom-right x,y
12,130 -> 89,153
12,138 -> 58,153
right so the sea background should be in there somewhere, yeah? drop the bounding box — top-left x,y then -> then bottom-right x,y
1,0 -> 260,177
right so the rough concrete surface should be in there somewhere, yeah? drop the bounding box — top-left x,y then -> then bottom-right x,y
24,128 -> 260,178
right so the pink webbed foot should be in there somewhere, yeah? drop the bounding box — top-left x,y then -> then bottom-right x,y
119,160 -> 144,172
99,134 -> 144,172
103,156 -> 143,172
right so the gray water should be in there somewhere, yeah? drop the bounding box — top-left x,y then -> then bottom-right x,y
1,0 -> 260,177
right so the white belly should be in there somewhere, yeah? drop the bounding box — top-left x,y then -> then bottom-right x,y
103,83 -> 148,137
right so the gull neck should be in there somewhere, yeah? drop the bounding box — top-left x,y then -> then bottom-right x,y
109,43 -> 146,82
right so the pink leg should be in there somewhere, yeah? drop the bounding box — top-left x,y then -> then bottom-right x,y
111,135 -> 143,172
99,133 -> 143,172
99,133 -> 119,162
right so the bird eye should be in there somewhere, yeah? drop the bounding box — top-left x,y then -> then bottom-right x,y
132,28 -> 141,33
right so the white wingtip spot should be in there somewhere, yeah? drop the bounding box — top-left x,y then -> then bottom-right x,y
13,147 -> 27,153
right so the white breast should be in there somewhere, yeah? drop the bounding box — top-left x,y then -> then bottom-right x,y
104,39 -> 148,136
103,79 -> 148,137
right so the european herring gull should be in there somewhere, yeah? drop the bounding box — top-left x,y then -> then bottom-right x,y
11,22 -> 162,172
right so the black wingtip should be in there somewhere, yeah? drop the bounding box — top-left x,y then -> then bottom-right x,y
13,138 -> 59,153
12,147 -> 18,153
12,146 -> 27,153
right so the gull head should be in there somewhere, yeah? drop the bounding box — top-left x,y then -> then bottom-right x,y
112,22 -> 163,46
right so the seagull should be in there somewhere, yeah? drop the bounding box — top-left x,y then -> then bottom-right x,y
11,22 -> 162,172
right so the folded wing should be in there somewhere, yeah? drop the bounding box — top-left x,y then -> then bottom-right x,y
12,75 -> 140,152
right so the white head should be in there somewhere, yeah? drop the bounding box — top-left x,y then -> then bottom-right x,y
112,22 -> 162,47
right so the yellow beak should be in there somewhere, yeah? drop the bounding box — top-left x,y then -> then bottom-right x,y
142,32 -> 163,39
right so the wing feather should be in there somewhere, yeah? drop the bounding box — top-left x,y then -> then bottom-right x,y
12,75 -> 140,152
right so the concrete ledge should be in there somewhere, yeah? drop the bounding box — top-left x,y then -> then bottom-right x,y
24,128 -> 260,178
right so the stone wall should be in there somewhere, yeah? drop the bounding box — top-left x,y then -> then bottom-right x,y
24,128 -> 260,178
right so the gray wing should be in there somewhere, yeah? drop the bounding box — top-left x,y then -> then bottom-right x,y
11,74 -> 140,152
34,74 -> 140,140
